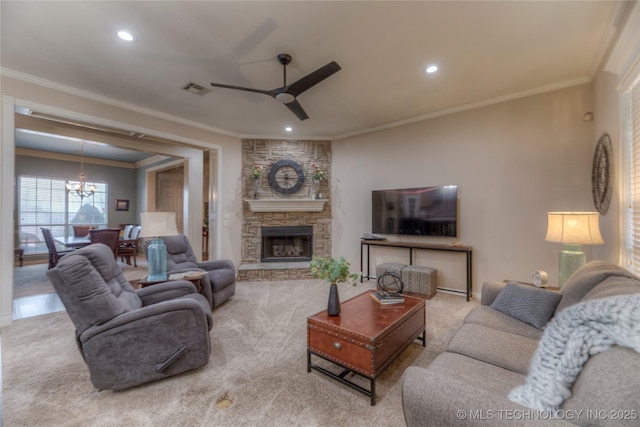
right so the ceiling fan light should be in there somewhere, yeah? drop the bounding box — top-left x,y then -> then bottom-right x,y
275,92 -> 295,104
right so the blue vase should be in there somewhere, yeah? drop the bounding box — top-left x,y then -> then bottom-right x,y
147,237 -> 167,281
327,283 -> 340,316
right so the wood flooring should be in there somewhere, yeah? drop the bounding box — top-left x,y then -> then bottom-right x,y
12,293 -> 65,320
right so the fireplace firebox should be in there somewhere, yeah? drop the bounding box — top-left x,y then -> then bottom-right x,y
261,226 -> 313,263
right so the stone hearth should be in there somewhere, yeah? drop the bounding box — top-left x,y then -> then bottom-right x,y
238,139 -> 331,281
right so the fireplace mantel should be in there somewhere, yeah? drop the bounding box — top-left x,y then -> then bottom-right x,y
245,199 -> 327,212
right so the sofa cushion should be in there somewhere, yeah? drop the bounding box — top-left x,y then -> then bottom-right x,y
490,282 -> 561,329
509,292 -> 640,413
446,323 -> 539,374
464,306 -> 543,340
562,347 -> 640,427
556,261 -> 640,314
425,352 -> 528,394
402,353 -> 553,427
582,275 -> 640,302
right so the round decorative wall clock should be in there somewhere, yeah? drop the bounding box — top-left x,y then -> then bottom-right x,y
592,133 -> 613,215
268,159 -> 305,195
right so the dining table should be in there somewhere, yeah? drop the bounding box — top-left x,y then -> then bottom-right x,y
54,236 -> 92,248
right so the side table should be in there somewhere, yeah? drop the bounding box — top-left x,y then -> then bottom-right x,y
503,279 -> 560,292
137,275 -> 203,293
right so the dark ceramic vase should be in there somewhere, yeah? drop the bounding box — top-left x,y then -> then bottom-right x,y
327,283 -> 340,316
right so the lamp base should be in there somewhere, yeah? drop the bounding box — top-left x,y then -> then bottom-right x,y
559,244 -> 585,288
147,237 -> 167,282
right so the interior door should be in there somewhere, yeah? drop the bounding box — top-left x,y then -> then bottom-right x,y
156,166 -> 184,234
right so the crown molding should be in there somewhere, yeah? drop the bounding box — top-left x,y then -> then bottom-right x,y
135,155 -> 172,168
604,1 -> 640,90
16,147 -> 136,169
2,67 -> 594,144
332,78 -> 592,140
0,67 -> 239,139
238,133 -> 334,141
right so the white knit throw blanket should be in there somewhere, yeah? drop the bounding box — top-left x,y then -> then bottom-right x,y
508,293 -> 640,412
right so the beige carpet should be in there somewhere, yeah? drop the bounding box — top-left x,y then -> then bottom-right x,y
1,279 -> 478,426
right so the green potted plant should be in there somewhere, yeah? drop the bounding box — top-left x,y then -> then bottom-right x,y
310,255 -> 360,316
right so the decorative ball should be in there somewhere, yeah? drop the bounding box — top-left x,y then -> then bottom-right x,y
377,272 -> 404,294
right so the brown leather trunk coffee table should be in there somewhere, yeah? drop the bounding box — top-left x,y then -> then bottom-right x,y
307,290 -> 426,405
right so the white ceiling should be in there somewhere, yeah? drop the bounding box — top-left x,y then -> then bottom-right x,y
0,1 -> 625,142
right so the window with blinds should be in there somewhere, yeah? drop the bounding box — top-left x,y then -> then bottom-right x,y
626,79 -> 640,274
18,176 -> 108,255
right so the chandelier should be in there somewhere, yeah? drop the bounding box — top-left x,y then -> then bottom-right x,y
65,142 -> 96,200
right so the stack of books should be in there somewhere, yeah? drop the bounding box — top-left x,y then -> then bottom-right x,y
370,290 -> 405,305
169,271 -> 205,280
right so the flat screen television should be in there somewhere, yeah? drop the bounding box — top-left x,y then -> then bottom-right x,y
372,186 -> 458,237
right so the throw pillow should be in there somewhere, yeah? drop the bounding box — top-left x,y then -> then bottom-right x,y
491,282 -> 562,329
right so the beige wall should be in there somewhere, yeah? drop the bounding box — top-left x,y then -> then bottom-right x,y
1,75 -> 244,261
1,0 -> 636,321
332,84 -> 596,294
1,75 -> 244,325
591,70 -> 621,265
0,75 -> 626,307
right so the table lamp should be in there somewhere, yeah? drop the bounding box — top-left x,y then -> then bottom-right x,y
139,212 -> 180,281
544,212 -> 604,287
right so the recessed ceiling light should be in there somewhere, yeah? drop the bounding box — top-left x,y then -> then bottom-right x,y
426,65 -> 438,74
285,127 -> 293,132
117,31 -> 134,42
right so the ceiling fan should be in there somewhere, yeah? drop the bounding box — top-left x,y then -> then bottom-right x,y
210,53 -> 341,121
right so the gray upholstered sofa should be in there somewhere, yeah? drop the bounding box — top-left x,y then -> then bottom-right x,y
402,261 -> 640,426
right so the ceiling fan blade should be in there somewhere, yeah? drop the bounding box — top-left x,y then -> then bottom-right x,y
287,61 -> 341,97
210,82 -> 271,96
284,99 -> 309,121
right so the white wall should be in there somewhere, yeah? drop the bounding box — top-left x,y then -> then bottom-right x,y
333,84 -> 595,295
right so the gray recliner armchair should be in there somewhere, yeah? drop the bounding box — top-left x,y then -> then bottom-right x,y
47,243 -> 212,391
144,235 -> 236,309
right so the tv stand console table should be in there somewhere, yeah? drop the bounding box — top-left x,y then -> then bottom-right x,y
360,239 -> 473,301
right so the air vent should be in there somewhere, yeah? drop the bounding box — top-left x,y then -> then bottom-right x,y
182,82 -> 211,96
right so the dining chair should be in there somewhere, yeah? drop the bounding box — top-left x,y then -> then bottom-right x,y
118,225 -> 141,266
41,227 -> 74,269
89,228 -> 120,259
121,224 -> 134,240
72,225 -> 91,237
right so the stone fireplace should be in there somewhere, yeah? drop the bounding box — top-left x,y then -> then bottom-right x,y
237,139 -> 332,281
261,226 -> 313,263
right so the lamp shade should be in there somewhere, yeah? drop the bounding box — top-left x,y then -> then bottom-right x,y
139,212 -> 180,238
544,212 -> 604,245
